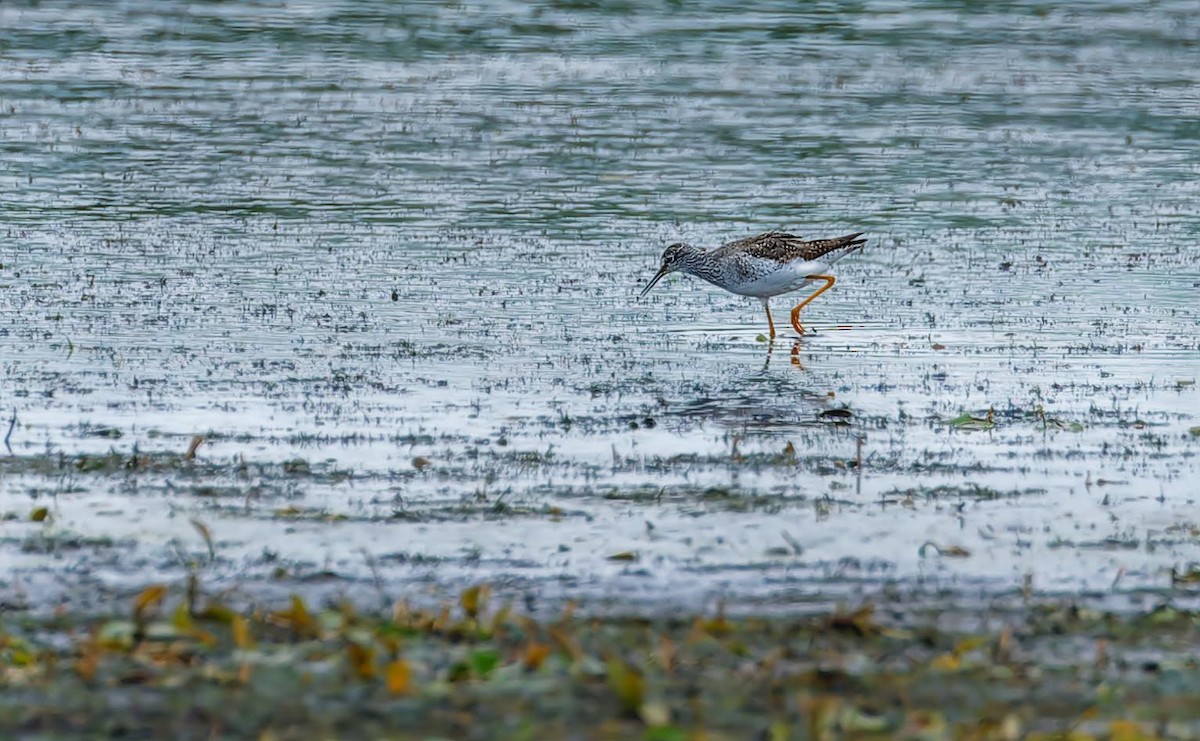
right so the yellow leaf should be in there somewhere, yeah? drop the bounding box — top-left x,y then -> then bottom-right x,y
386,659 -> 412,695
288,595 -> 317,638
460,585 -> 488,620
1110,720 -> 1157,741
605,657 -> 644,714
75,635 -> 99,682
172,600 -> 192,625
133,585 -> 167,619
200,603 -> 238,624
706,617 -> 732,637
346,641 -> 376,679
929,652 -> 960,671
170,602 -> 195,637
827,605 -> 879,637
232,614 -> 254,649
30,507 -> 49,522
953,635 -> 989,655
523,642 -> 552,671
1026,732 -> 1098,741
802,695 -> 842,740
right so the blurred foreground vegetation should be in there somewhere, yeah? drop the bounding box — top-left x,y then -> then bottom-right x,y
3,582 -> 1199,740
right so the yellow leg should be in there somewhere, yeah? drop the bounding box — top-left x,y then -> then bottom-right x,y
761,299 -> 776,340
790,275 -> 836,335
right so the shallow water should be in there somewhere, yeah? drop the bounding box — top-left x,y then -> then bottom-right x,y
2,0 -> 1199,615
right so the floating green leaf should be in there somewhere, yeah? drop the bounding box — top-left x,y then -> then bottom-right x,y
948,410 -> 995,431
468,648 -> 500,678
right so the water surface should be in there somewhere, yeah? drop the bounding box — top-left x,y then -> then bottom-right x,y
2,0 -> 1198,615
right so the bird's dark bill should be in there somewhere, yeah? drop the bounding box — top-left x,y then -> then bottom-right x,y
639,267 -> 668,297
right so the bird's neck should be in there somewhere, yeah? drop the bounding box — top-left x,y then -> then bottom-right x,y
679,246 -> 714,275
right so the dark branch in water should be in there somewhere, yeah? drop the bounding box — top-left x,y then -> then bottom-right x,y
4,411 -> 15,454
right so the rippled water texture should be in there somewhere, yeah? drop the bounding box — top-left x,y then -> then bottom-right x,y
1,1 -> 1198,614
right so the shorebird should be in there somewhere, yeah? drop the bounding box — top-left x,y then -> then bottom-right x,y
639,231 -> 867,339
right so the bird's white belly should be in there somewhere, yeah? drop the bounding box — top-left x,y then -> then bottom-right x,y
723,260 -> 828,298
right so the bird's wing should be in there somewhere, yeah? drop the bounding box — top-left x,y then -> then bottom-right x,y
710,231 -> 802,260
712,231 -> 866,263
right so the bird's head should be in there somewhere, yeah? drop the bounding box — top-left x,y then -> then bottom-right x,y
639,242 -> 691,297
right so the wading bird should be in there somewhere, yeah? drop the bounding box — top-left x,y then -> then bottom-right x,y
639,231 -> 867,339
